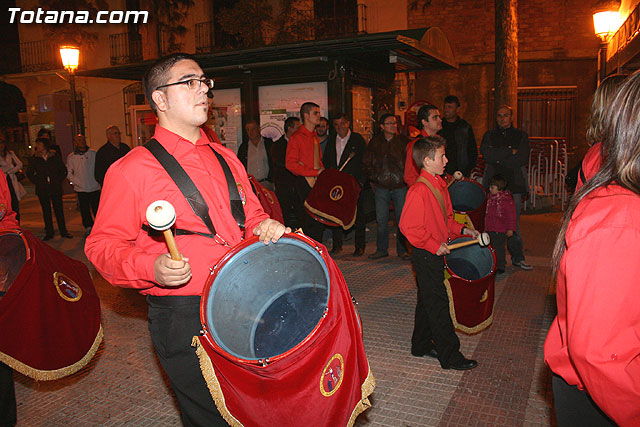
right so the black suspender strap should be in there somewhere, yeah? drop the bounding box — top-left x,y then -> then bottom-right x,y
143,139 -> 245,241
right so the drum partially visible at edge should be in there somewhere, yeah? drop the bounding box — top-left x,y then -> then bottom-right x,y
0,230 -> 28,297
449,179 -> 487,232
201,233 -> 330,363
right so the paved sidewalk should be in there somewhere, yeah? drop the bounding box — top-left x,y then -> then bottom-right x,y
10,192 -> 561,426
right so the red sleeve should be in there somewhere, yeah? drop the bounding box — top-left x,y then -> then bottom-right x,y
561,228 -> 640,425
286,133 -> 320,177
0,175 -> 18,229
84,165 -> 158,289
404,139 -> 419,186
399,185 -> 442,254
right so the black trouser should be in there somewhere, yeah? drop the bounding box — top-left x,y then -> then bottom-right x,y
274,182 -> 301,230
487,231 -> 507,270
293,176 -> 324,242
147,296 -> 226,427
5,175 -> 19,222
552,374 -> 616,427
77,190 -> 100,229
411,248 -> 464,367
37,192 -> 68,236
0,362 -> 16,427
331,188 -> 366,250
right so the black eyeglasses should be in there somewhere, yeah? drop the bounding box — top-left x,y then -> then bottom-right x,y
156,78 -> 214,91
383,121 -> 397,126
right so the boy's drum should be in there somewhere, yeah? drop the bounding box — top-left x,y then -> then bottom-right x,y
195,233 -> 374,426
444,236 -> 496,334
448,179 -> 487,232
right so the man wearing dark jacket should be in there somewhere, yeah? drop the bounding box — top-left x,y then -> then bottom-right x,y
363,114 -> 410,260
270,116 -> 301,228
237,120 -> 273,188
94,125 -> 130,185
27,137 -> 72,240
438,95 -> 478,176
323,113 -> 367,256
480,105 -> 532,271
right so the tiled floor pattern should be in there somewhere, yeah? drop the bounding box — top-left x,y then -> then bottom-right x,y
11,193 -> 561,426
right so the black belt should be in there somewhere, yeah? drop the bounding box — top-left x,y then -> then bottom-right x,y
146,295 -> 201,307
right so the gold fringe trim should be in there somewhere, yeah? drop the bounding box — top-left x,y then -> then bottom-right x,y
444,279 -> 494,335
347,361 -> 376,427
304,201 -> 357,230
192,336 -> 244,427
0,324 -> 103,381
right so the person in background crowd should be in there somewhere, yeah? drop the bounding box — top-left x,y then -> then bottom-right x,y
67,134 -> 101,237
94,125 -> 129,185
0,136 -> 26,222
544,69 -> 640,427
404,104 -> 442,186
238,120 -> 273,189
363,113 -> 410,260
483,174 -> 516,275
575,74 -> 627,191
27,137 -> 72,240
480,105 -> 532,271
316,116 -> 329,156
438,95 -> 477,177
271,116 -> 301,228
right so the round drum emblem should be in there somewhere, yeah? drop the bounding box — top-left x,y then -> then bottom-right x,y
329,185 -> 344,201
53,272 -> 82,302
320,353 -> 345,397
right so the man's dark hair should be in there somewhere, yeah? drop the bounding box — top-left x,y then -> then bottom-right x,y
37,127 -> 52,140
319,116 -> 329,124
489,174 -> 508,191
378,113 -> 395,126
444,95 -> 460,106
412,135 -> 446,169
417,104 -> 439,129
332,112 -> 350,122
284,116 -> 300,133
143,53 -> 196,113
299,102 -> 319,121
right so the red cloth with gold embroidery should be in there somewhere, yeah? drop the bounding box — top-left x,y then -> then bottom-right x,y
0,229 -> 102,380
248,175 -> 284,224
194,239 -> 374,427
304,168 -> 361,229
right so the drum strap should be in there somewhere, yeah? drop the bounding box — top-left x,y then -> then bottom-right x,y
416,176 -> 447,224
144,139 -> 245,240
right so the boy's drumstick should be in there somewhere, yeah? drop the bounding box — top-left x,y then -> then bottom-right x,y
447,232 -> 490,250
447,171 -> 463,188
339,152 -> 356,172
146,200 -> 181,261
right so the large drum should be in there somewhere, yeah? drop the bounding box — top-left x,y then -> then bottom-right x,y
0,229 -> 102,380
195,233 -> 374,426
444,236 -> 496,334
448,178 -> 487,232
304,168 -> 361,229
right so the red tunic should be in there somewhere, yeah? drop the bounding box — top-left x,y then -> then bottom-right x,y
285,125 -> 323,177
85,126 -> 269,296
404,129 -> 431,186
399,169 -> 464,254
576,142 -> 602,191
0,174 -> 18,229
544,185 -> 640,426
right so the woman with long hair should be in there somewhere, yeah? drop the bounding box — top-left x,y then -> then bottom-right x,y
0,136 -> 26,221
544,71 -> 640,426
576,74 -> 627,190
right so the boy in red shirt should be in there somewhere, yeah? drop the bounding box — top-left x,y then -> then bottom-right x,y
399,135 -> 479,370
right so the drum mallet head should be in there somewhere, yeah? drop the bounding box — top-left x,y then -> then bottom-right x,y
478,232 -> 490,247
146,200 -> 181,260
447,171 -> 463,188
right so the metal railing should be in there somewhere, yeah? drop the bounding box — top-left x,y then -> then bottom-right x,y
20,40 -> 59,72
109,32 -> 143,65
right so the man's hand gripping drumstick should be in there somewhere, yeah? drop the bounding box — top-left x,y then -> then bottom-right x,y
146,200 -> 192,287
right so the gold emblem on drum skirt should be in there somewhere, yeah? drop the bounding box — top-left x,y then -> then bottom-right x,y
53,272 -> 82,302
320,353 -> 344,397
329,185 -> 344,201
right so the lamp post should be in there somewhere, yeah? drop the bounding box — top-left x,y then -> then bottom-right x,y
593,11 -> 619,86
59,46 -> 80,135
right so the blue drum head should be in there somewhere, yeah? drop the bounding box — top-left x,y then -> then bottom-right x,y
205,237 -> 330,360
449,181 -> 486,213
445,237 -> 494,281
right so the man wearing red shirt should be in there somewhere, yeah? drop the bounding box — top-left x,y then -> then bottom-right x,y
285,102 -> 324,241
85,53 -> 288,427
404,104 -> 442,186
400,135 -> 478,371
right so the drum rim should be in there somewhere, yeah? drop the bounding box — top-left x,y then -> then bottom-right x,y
199,232 -> 330,366
444,235 -> 497,282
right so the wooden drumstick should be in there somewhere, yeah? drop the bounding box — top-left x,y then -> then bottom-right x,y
447,171 -> 463,188
339,152 -> 356,172
146,200 -> 182,261
447,232 -> 490,250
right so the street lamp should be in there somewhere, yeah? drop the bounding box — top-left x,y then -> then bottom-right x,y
593,11 -> 619,85
59,45 -> 80,135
